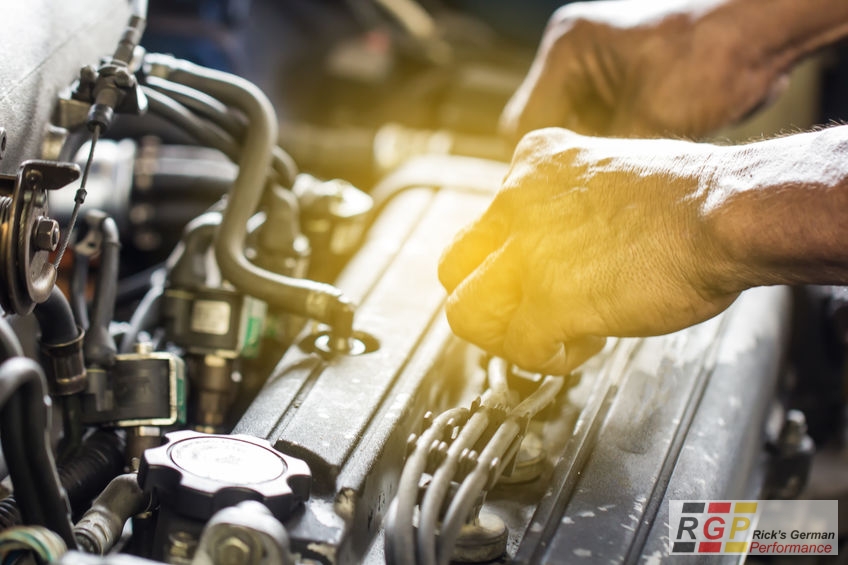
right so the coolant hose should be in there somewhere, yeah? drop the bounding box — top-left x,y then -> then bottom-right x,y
0,319 -> 23,360
144,54 -> 355,338
33,288 -> 79,346
83,215 -> 120,367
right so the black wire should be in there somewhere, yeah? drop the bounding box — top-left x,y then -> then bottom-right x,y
54,126 -> 100,269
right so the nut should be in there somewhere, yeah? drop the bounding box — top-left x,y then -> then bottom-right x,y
114,67 -> 134,88
213,535 -> 254,565
32,217 -> 60,252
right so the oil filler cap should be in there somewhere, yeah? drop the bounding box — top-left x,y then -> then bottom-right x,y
139,430 -> 311,521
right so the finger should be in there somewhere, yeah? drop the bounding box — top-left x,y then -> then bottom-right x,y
502,301 -> 606,375
444,245 -> 521,354
559,336 -> 607,374
438,216 -> 507,294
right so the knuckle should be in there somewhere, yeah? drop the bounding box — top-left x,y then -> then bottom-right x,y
437,245 -> 460,290
547,3 -> 594,42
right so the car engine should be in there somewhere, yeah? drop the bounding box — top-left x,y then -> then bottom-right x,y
0,1 -> 844,564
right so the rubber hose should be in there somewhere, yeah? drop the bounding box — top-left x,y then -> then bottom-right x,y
0,358 -> 75,547
0,318 -> 23,360
145,76 -> 298,185
83,216 -> 120,367
146,54 -> 355,338
33,288 -> 79,346
0,429 -> 125,530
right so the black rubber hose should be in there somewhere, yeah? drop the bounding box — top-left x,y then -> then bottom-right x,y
143,87 -> 240,161
144,76 -> 298,186
58,430 -> 125,514
145,54 -> 354,337
0,318 -> 23,360
83,215 -> 120,367
70,254 -> 90,331
33,288 -> 86,396
0,497 -> 21,531
0,429 -> 125,531
33,287 -> 79,346
0,357 -> 75,547
144,76 -> 246,140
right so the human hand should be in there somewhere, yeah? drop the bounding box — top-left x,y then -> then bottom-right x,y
438,128 -> 741,375
501,0 -> 792,140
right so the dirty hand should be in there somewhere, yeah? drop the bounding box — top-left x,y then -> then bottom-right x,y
438,128 -> 740,375
500,0 -> 798,140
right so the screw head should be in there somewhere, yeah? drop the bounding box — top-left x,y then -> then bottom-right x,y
32,218 -> 60,252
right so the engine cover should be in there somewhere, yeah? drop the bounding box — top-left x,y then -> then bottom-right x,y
235,156 -> 792,564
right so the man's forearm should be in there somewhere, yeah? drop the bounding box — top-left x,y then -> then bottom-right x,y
707,0 -> 848,70
706,126 -> 848,291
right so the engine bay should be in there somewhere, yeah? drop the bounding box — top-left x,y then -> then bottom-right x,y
0,1 -> 845,564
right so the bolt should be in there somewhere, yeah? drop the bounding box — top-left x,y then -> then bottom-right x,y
213,535 -> 254,565
135,341 -> 154,355
779,410 -> 808,451
25,169 -> 42,190
167,531 -> 197,562
32,217 -> 60,252
114,67 -> 134,88
80,65 -> 98,84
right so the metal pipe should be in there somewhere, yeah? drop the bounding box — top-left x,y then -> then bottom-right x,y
73,473 -> 150,554
486,357 -> 510,396
511,376 -> 565,418
145,54 -> 355,339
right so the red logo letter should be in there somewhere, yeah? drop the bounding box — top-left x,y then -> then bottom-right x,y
704,517 -> 725,540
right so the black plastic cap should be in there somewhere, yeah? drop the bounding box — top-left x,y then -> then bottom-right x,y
138,430 -> 311,521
